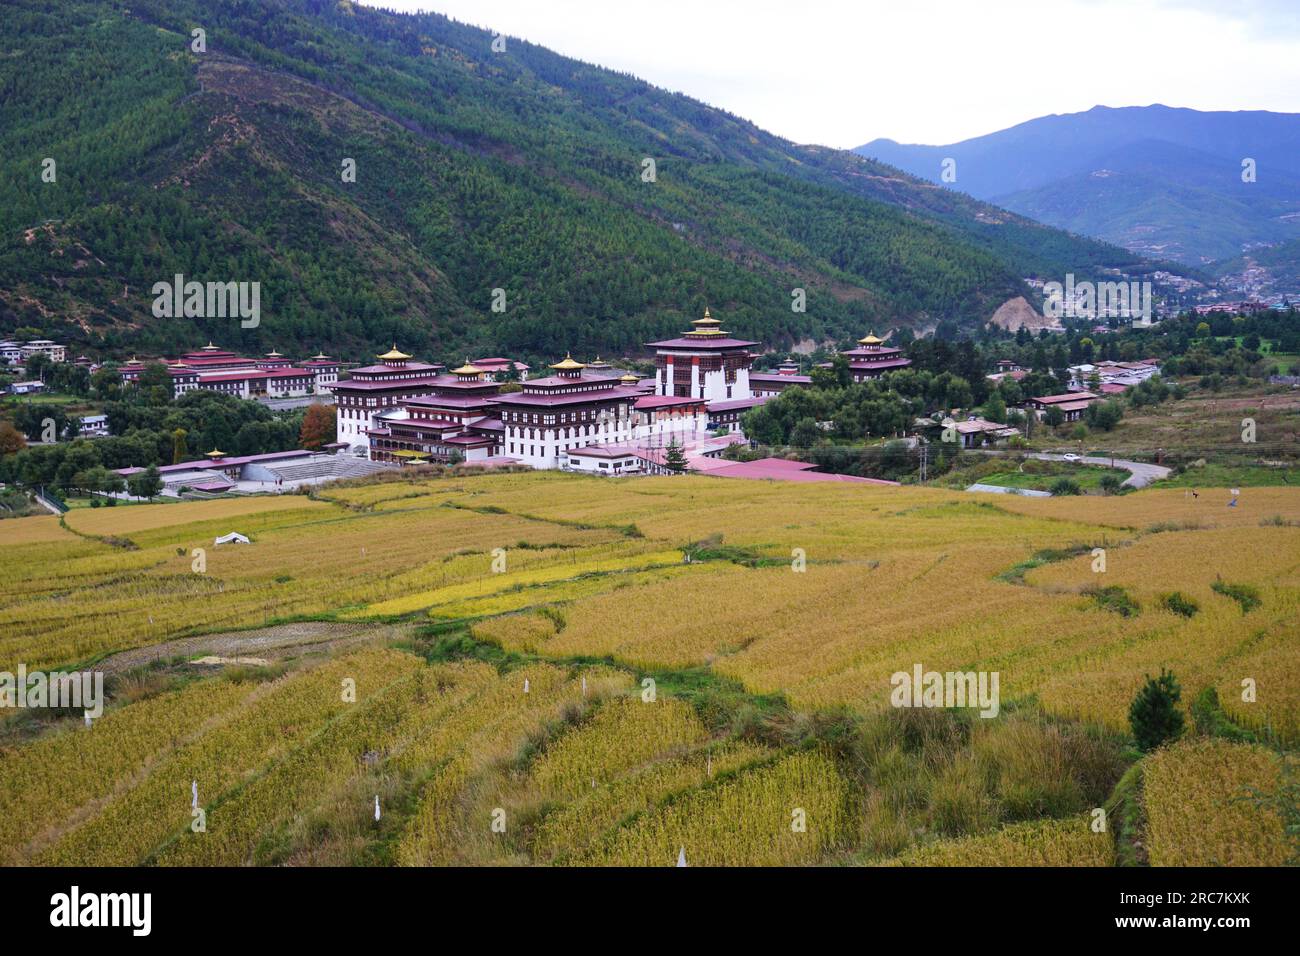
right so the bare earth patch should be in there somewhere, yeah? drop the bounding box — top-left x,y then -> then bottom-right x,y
96,621 -> 412,675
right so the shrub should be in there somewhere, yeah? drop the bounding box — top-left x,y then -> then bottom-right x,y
1161,592 -> 1198,618
1099,474 -> 1123,495
1085,585 -> 1139,617
1130,669 -> 1185,752
1212,580 -> 1261,613
1049,477 -> 1081,496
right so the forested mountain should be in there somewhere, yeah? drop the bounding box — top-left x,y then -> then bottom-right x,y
0,0 -> 1167,362
857,105 -> 1300,272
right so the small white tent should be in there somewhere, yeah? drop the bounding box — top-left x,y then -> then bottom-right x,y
214,532 -> 251,545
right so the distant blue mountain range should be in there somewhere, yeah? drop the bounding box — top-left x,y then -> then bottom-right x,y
856,105 -> 1300,271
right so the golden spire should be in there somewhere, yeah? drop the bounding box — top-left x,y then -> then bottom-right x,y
687,307 -> 724,336
858,331 -> 884,346
452,359 -> 483,375
377,344 -> 412,361
549,352 -> 586,371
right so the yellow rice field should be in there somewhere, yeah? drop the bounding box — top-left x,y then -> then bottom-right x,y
1,469 -> 1294,866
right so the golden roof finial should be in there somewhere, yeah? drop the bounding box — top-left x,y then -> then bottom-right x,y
549,352 -> 587,371
688,308 -> 723,336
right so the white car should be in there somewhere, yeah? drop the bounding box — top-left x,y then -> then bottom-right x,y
1061,453 -> 1081,462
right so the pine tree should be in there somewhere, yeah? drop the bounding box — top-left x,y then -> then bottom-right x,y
1129,669 -> 1185,752
664,439 -> 687,473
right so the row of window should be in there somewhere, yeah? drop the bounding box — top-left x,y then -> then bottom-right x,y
504,405 -> 627,426
506,423 -> 628,440
509,437 -> 609,457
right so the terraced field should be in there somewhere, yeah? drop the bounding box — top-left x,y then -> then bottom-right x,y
0,470 -> 1294,866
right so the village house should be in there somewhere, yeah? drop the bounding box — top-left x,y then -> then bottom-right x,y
1066,359 -> 1161,392
947,416 -> 1022,449
77,414 -> 109,438
1024,391 -> 1101,422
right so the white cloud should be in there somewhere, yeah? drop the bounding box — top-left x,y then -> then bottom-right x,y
361,0 -> 1300,146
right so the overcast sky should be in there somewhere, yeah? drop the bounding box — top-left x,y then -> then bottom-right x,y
360,0 -> 1300,147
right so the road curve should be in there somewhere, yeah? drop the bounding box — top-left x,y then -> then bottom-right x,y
1021,452 -> 1171,489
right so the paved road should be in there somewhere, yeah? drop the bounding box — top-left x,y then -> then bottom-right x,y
1014,452 -> 1170,488
970,450 -> 1171,489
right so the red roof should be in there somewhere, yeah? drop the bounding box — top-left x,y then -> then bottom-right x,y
1032,392 -> 1099,404
565,444 -> 641,459
393,417 -> 462,429
634,395 -> 705,410
329,376 -> 447,392
196,371 -> 270,383
750,373 -> 812,385
846,357 -> 912,369
843,346 -> 905,359
703,458 -> 898,484
646,337 -> 758,349
348,361 -> 444,375
444,434 -> 496,446
404,394 -> 500,409
493,385 -> 642,408
707,396 -> 771,412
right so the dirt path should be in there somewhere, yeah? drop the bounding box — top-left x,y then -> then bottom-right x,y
96,621 -> 413,675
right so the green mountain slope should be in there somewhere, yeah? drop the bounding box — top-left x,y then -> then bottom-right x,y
0,0 -> 1169,361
